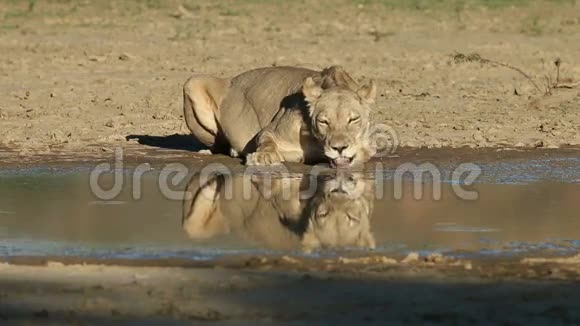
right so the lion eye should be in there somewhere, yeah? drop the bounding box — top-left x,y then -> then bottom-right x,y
318,119 -> 329,125
346,214 -> 360,225
316,205 -> 328,218
348,116 -> 360,124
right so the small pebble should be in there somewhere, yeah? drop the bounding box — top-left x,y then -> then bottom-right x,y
119,53 -> 132,61
401,252 -> 420,264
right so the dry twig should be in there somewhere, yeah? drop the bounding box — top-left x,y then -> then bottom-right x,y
451,52 -> 543,94
451,52 -> 578,96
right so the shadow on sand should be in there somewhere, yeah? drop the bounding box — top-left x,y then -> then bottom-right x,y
126,134 -> 206,152
0,269 -> 578,324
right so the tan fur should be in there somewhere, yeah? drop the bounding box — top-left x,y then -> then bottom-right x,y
183,66 -> 377,166
302,77 -> 378,167
301,173 -> 376,252
182,172 -> 375,252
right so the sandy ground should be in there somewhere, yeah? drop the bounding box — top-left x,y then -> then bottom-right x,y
1,0 -> 580,156
0,254 -> 579,324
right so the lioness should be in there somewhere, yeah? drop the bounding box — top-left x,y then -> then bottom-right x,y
183,66 -> 377,167
182,171 -> 376,252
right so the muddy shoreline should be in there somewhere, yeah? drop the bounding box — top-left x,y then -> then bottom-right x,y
1,145 -> 579,169
1,252 -> 579,280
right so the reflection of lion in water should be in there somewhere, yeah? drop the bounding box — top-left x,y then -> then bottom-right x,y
182,172 -> 375,252
183,66 -> 377,167
301,174 -> 375,251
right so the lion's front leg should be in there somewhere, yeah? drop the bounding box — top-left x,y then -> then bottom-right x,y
245,132 -> 284,166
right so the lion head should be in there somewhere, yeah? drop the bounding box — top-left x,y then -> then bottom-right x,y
302,75 -> 378,168
301,173 -> 376,252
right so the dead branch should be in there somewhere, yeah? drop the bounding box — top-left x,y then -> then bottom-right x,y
451,52 -> 544,94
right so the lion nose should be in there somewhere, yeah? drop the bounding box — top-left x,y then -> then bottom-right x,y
331,144 -> 349,154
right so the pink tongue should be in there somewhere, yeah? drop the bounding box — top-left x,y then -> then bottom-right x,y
333,158 -> 350,167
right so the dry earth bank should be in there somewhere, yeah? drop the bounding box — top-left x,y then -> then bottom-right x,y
0,0 -> 579,156
0,253 -> 578,324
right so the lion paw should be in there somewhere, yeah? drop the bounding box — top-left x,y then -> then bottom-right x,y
229,148 -> 239,158
198,149 -> 213,155
245,151 -> 283,166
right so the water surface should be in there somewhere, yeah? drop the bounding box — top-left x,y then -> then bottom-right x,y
0,157 -> 578,260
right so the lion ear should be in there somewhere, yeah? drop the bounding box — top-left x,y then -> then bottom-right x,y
320,65 -> 359,90
357,80 -> 377,104
302,77 -> 323,103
